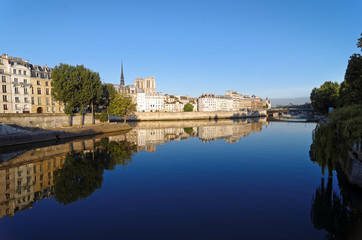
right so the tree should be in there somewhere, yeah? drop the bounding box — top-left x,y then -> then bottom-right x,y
107,93 -> 137,123
51,63 -> 81,115
310,81 -> 340,115
78,66 -> 103,124
100,84 -> 118,109
51,63 -> 103,124
338,54 -> 362,107
357,33 -> 362,50
183,103 -> 194,112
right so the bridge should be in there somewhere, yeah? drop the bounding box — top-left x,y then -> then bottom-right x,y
267,108 -> 317,120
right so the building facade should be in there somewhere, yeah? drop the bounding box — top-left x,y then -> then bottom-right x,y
0,54 -> 12,113
30,64 -> 63,113
8,56 -> 32,113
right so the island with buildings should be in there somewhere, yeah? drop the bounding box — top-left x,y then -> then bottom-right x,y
0,54 -> 271,120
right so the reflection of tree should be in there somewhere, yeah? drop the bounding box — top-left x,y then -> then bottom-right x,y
53,139 -> 137,205
311,177 -> 359,240
53,151 -> 104,205
310,124 -> 340,176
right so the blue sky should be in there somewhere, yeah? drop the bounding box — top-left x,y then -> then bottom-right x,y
1,0 -> 361,98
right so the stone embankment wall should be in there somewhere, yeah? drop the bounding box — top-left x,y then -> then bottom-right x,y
112,109 -> 267,121
0,113 -> 99,128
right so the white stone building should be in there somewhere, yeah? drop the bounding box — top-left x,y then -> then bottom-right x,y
137,92 -> 165,112
0,54 -> 12,113
197,94 -> 233,112
8,56 -> 32,113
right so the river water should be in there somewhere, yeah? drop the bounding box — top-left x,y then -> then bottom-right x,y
0,118 -> 360,239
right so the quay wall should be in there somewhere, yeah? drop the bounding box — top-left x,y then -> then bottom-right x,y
0,113 -> 100,128
113,109 -> 267,121
0,110 -> 267,128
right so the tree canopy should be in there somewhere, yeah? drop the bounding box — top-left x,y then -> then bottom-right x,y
51,63 -> 103,120
184,103 -> 194,112
310,81 -> 340,115
107,93 -> 137,123
100,84 -> 118,109
339,54 -> 362,107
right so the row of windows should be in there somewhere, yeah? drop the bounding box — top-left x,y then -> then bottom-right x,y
1,85 -> 50,95
12,69 -> 27,75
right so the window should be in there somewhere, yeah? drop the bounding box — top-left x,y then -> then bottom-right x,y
14,78 -> 18,83
1,76 -> 5,82
46,88 -> 49,95
38,97 -> 42,105
18,70 -> 21,74
37,88 -> 41,94
23,71 -> 26,75
37,80 -> 40,85
3,95 -> 7,102
31,97 -> 34,105
24,88 -> 28,94
3,104 -> 7,110
24,97 -> 28,103
52,99 -> 55,105
24,79 -> 27,84
46,107 -> 49,112
13,69 -> 16,74
46,98 -> 49,105
2,85 -> 6,93
14,87 -> 19,94
59,107 -> 62,112
52,107 -> 54,112
15,97 -> 19,103
45,81 -> 48,86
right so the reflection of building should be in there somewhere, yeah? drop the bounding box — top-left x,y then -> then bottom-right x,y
0,119 -> 267,219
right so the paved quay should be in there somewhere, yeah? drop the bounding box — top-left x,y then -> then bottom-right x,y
0,123 -> 132,147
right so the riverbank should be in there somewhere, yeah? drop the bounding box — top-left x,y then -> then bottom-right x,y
111,109 -> 267,121
0,123 -> 132,147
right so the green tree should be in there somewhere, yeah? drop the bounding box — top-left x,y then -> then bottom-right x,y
183,103 -> 194,112
51,63 -> 103,124
77,65 -> 103,124
51,63 -> 81,115
107,93 -> 137,124
100,84 -> 118,109
310,81 -> 340,115
357,33 -> 362,50
338,54 -> 362,107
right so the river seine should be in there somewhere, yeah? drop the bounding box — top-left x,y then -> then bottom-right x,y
0,118 -> 360,239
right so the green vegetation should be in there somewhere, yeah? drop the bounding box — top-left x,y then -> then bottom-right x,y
100,83 -> 118,109
51,63 -> 103,124
184,103 -> 194,112
95,112 -> 108,122
310,34 -> 362,115
184,127 -> 194,134
107,93 -> 137,123
310,81 -> 340,115
309,35 -> 362,238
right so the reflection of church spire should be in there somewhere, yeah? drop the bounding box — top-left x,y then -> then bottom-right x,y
120,62 -> 124,86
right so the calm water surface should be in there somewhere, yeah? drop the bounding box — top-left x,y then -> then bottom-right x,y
0,119 -> 360,239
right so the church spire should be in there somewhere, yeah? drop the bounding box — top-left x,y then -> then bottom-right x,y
120,61 -> 124,86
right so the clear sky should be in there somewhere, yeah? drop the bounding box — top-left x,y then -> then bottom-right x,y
1,0 -> 361,98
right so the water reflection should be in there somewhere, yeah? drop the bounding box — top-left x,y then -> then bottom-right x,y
0,118 -> 267,219
310,123 -> 362,239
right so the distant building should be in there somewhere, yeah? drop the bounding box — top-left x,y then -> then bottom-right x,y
137,92 -> 165,112
197,94 -> 233,112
